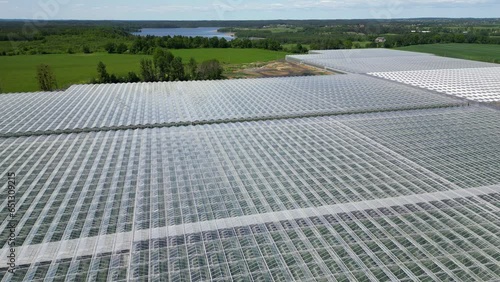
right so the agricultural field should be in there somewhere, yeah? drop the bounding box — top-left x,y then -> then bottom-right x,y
0,49 -> 288,93
397,43 -> 500,63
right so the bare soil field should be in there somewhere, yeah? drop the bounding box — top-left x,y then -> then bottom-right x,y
226,60 -> 333,79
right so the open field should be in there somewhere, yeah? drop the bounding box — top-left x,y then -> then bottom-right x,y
397,44 -> 500,63
0,53 -> 150,93
0,49 -> 288,93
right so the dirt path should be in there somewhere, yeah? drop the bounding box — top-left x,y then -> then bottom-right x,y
225,59 -> 334,79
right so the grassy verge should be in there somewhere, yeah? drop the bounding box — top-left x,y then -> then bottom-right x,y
396,43 -> 500,63
0,49 -> 288,93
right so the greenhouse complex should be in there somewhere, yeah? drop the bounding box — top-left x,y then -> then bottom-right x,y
1,49 -> 499,281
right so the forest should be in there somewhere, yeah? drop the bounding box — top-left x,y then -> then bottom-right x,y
1,18 -> 499,56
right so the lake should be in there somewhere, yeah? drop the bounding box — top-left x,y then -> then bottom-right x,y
132,27 -> 234,40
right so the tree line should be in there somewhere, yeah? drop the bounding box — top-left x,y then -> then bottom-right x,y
93,49 -> 224,84
125,36 -> 283,55
34,49 -> 225,91
1,18 -> 499,55
382,32 -> 500,48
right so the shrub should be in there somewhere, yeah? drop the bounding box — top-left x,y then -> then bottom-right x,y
169,57 -> 185,81
197,59 -> 224,80
140,59 -> 156,82
116,43 -> 128,54
126,72 -> 141,83
187,57 -> 198,80
82,45 -> 92,54
105,42 -> 117,54
36,64 -> 58,91
97,61 -> 110,83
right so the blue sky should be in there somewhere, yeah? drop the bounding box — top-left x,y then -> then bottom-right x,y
0,0 -> 499,20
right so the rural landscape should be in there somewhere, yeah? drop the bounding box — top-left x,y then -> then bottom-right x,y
0,18 -> 499,92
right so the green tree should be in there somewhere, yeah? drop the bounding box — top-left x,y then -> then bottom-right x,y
153,48 -> 171,81
109,74 -> 119,83
82,45 -> 92,54
219,38 -> 229,48
291,44 -> 308,54
344,40 -> 353,49
116,43 -> 128,54
126,71 -> 141,83
140,59 -> 156,82
169,57 -> 185,81
197,59 -> 224,80
36,64 -> 58,91
97,61 -> 110,83
104,42 -> 116,53
187,57 -> 198,80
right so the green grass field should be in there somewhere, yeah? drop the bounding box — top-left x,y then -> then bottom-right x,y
397,44 -> 500,64
0,49 -> 288,93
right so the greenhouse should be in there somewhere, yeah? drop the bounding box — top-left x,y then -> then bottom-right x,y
286,50 -> 498,73
370,67 -> 500,102
0,75 -> 462,137
1,105 -> 499,281
0,48 -> 499,281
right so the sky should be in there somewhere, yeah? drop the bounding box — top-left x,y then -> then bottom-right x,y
0,0 -> 499,20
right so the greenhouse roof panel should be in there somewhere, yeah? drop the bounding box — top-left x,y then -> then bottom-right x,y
287,52 -> 498,73
303,48 -> 433,58
1,106 -> 499,281
370,67 -> 500,102
0,75 -> 463,136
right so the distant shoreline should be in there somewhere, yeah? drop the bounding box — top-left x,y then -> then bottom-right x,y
132,27 -> 235,39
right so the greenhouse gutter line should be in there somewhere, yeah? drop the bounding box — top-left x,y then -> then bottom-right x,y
3,184 -> 499,266
0,103 -> 466,139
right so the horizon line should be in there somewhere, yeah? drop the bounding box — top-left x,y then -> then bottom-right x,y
1,17 -> 499,22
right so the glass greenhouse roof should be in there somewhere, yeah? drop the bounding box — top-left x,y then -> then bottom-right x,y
0,75 -> 463,137
287,52 -> 498,74
1,48 -> 499,281
370,67 -> 500,103
1,106 -> 499,281
300,48 -> 432,58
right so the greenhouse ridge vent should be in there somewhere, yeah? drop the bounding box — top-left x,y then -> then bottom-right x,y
1,49 -> 499,281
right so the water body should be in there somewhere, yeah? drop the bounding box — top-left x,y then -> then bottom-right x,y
132,27 -> 234,40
